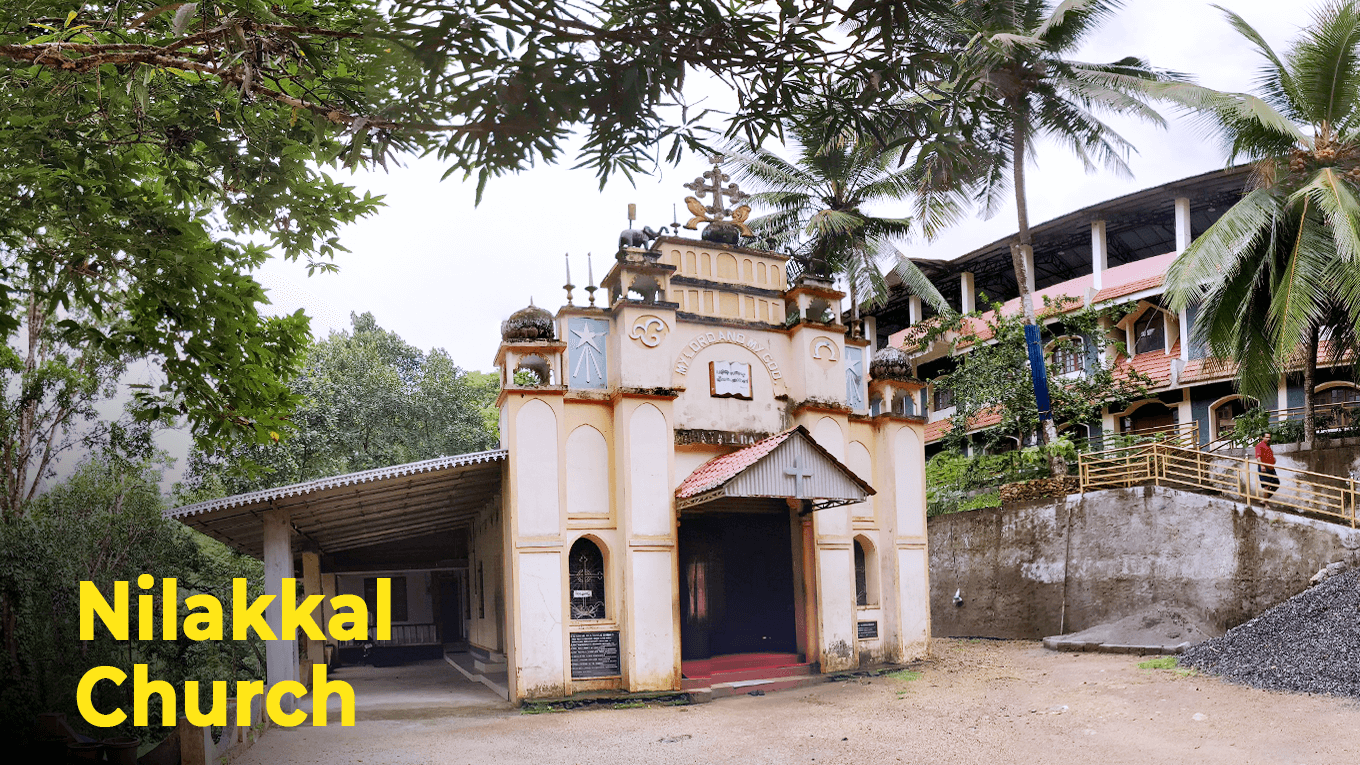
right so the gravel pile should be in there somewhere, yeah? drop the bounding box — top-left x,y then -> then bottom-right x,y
1181,568 -> 1360,698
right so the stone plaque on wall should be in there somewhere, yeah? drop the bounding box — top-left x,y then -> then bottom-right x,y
570,630 -> 621,678
857,620 -> 879,640
709,360 -> 753,399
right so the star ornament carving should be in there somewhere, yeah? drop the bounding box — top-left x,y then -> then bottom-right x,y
572,324 -> 603,352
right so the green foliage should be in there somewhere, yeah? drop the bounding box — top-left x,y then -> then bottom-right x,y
950,0 -> 1177,223
925,443 -> 1074,516
0,454 -> 263,744
0,2 -> 390,454
1162,2 -> 1360,441
1137,656 -> 1178,670
726,119 -> 953,315
908,298 -> 1151,451
178,313 -> 500,497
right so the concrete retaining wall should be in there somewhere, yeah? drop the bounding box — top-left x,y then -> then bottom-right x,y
928,485 -> 1360,639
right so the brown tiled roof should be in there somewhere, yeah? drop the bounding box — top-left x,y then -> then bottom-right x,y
923,410 -> 1003,444
1113,342 -> 1180,388
1090,252 -> 1178,303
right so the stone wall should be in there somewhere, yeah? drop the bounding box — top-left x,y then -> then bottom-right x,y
928,485 -> 1360,639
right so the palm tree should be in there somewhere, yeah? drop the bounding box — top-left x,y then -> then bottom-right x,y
1163,1 -> 1360,446
726,123 -> 954,326
949,0 -> 1174,471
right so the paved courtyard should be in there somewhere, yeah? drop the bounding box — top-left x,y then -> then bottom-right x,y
238,640 -> 1360,765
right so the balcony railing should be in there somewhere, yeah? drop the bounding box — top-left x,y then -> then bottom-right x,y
1078,439 -> 1358,527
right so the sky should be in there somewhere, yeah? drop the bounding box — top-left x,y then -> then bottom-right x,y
151,0 -> 1307,485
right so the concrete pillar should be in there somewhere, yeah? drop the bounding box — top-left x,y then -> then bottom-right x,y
301,552 -> 324,685
262,507 -> 297,713
863,315 -> 877,351
1175,197 -> 1192,252
1278,374 -> 1289,412
1091,220 -> 1108,290
907,295 -> 922,326
1179,308 -> 1191,361
959,272 -> 976,313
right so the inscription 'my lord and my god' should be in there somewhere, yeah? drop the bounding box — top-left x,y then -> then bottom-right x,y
674,331 -> 782,380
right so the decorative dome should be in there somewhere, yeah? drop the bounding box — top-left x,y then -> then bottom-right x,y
500,302 -> 555,341
870,346 -> 915,382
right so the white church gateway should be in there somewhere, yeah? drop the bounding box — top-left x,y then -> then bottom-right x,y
169,167 -> 932,703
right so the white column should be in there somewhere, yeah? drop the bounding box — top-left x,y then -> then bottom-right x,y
907,295 -> 922,325
863,315 -> 877,351
1091,220 -> 1108,290
1278,374 -> 1289,412
959,272 -> 976,313
262,507 -> 296,712
1175,197 -> 1192,252
1179,308 -> 1191,361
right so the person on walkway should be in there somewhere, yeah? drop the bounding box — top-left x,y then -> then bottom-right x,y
1255,432 -> 1279,501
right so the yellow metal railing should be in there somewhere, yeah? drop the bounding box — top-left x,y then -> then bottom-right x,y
1078,440 -> 1359,527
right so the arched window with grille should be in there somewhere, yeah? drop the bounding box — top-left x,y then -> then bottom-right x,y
853,537 -> 878,607
569,538 -> 607,620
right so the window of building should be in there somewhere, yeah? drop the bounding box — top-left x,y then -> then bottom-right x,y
932,384 -> 955,412
854,540 -> 869,607
1133,310 -> 1165,355
1051,337 -> 1085,376
364,575 -> 409,623
569,538 -> 607,620
1315,384 -> 1360,406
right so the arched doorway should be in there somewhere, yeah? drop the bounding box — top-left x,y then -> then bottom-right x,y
1211,396 -> 1249,440
1121,401 -> 1176,434
1313,383 -> 1360,429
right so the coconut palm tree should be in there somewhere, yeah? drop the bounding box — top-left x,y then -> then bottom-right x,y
1163,1 -> 1360,446
726,123 -> 955,326
947,0 -> 1174,471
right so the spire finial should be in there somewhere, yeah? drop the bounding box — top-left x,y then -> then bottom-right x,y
585,252 -> 598,307
564,253 -> 575,306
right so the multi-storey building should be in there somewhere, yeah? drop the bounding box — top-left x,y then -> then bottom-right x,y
863,166 -> 1360,454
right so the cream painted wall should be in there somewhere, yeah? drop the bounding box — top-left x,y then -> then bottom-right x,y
628,403 -> 672,538
671,340 -> 786,434
514,551 -> 566,696
515,399 -> 561,537
566,424 -> 610,516
897,548 -> 931,659
816,546 -> 857,672
626,550 -> 679,690
894,427 -> 927,538
810,417 -> 850,538
847,440 -> 873,520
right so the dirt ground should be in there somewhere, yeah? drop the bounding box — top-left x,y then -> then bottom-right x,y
235,639 -> 1360,765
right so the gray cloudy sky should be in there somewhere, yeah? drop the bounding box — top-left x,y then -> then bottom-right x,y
151,0 -> 1305,484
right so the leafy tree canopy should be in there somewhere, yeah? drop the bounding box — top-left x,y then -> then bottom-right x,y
905,296 -> 1151,452
0,0 -> 973,460
1162,1 -> 1360,442
178,312 -> 500,499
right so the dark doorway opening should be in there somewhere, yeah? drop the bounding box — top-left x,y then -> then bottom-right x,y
434,571 -> 465,646
678,510 -> 797,661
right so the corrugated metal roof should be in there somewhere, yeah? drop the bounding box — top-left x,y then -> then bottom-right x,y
165,450 -> 507,558
675,425 -> 875,508
168,450 -> 507,518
